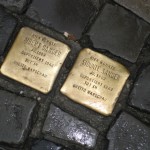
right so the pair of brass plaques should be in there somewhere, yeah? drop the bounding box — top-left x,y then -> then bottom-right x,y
0,27 -> 130,115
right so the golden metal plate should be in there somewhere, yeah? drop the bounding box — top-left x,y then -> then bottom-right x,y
1,27 -> 70,94
61,48 -> 130,116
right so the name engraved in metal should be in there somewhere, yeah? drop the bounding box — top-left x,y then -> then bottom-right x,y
61,48 -> 130,115
1,27 -> 70,93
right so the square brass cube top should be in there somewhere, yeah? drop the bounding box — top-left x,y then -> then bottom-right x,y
61,48 -> 130,116
1,27 -> 70,93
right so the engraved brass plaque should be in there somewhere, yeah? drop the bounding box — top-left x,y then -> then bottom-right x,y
1,27 -> 70,93
61,48 -> 130,115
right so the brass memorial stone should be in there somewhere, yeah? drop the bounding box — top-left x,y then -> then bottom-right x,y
61,48 -> 130,116
1,27 -> 70,93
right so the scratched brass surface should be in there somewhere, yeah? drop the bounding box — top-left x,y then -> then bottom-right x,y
1,27 -> 70,94
61,48 -> 130,115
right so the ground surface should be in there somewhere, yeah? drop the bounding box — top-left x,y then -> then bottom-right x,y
0,0 -> 150,150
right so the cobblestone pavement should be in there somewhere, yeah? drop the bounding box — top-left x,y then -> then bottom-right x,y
0,0 -> 150,150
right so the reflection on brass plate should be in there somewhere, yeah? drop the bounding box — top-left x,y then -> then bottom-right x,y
61,48 -> 130,115
1,27 -> 70,93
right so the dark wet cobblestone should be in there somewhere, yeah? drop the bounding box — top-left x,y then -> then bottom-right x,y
0,7 -> 17,55
107,112 -> 150,150
114,0 -> 150,24
0,0 -> 150,150
0,90 -> 36,145
42,105 -> 98,148
31,140 -> 63,150
0,0 -> 30,13
130,65 -> 150,112
26,0 -> 100,39
87,3 -> 150,62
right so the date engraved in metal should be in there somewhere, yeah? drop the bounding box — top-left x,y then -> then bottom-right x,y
1,27 -> 70,93
61,48 -> 130,115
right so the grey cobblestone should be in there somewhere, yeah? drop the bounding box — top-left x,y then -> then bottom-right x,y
0,90 -> 37,145
87,3 -> 150,62
0,7 -> 17,55
31,140 -> 63,150
26,0 -> 100,39
107,112 -> 150,150
114,0 -> 150,24
42,104 -> 98,148
0,0 -> 30,13
130,64 -> 150,112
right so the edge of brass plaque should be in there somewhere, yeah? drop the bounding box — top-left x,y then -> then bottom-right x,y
1,27 -> 71,94
61,48 -> 130,116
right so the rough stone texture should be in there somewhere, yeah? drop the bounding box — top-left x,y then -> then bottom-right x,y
107,112 -> 150,150
31,140 -> 63,150
26,0 -> 99,38
42,105 -> 98,148
114,0 -> 150,24
0,1 -> 150,150
0,0 -> 29,13
130,65 -> 150,112
0,75 -> 47,100
147,35 -> 150,45
0,147 -> 6,150
87,4 -> 150,62
0,147 -> 16,150
0,90 -> 36,144
137,45 -> 150,64
0,7 -> 17,55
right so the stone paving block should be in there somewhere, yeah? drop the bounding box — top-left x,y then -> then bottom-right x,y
137,46 -> 150,64
42,105 -> 98,148
31,140 -> 63,150
0,90 -> 36,144
0,147 -> 16,150
0,7 -> 17,55
107,112 -> 150,150
87,4 -> 150,62
130,65 -> 150,112
0,0 -> 29,13
0,147 -> 6,150
26,0 -> 99,38
114,0 -> 150,24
